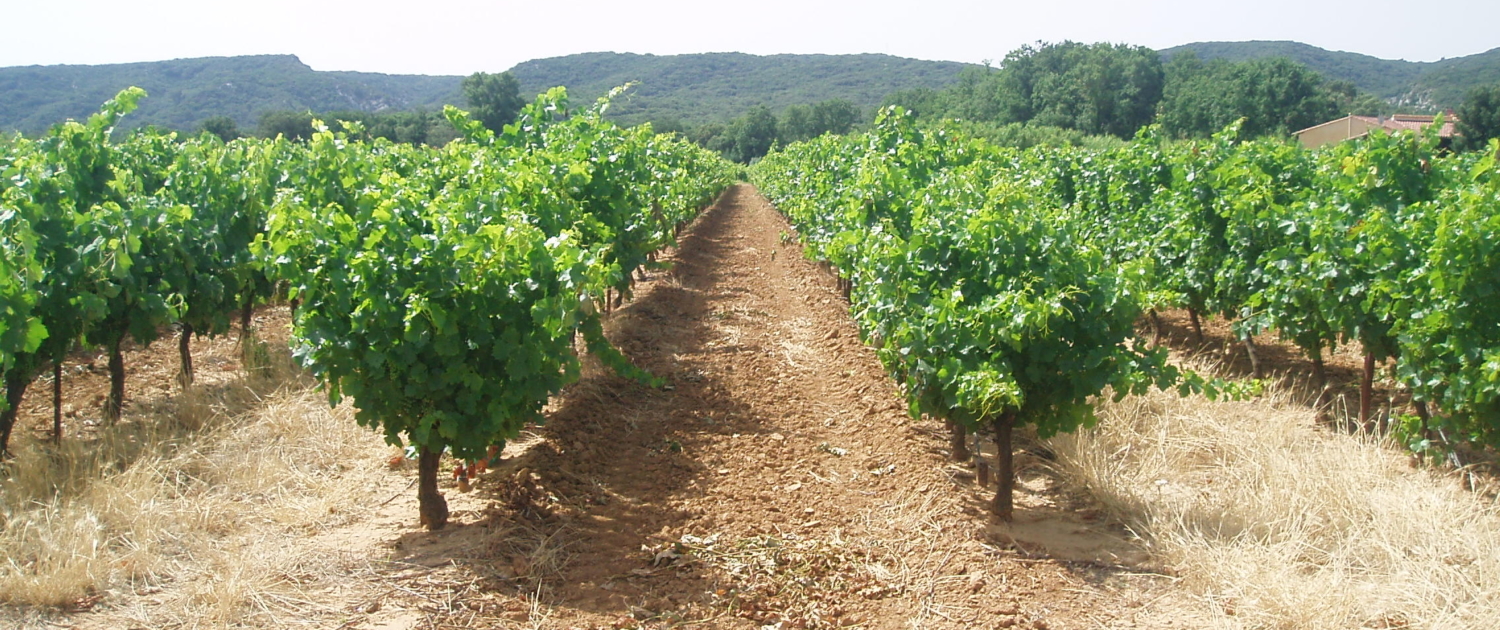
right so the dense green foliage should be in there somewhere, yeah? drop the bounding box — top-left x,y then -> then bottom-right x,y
994,42 -> 1164,137
0,55 -> 461,136
0,52 -> 965,137
199,115 -> 241,142
461,71 -> 525,134
510,52 -> 965,128
755,107 -> 1500,514
683,99 -> 866,163
1157,54 -> 1352,138
886,43 -> 1370,141
1164,41 -> 1500,110
879,42 -> 1164,138
1457,85 -> 1500,150
255,108 -> 459,146
0,88 -> 735,530
777,100 -> 860,144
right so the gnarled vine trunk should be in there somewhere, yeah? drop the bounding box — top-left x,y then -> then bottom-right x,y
1360,352 -> 1375,428
417,447 -> 449,530
178,322 -> 194,387
105,337 -> 126,425
1310,341 -> 1328,412
52,362 -> 62,443
1243,335 -> 1263,378
0,368 -> 32,459
991,412 -> 1016,521
948,419 -> 969,462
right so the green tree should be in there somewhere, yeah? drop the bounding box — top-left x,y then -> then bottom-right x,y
689,122 -> 733,156
1234,58 -> 1339,136
728,105 -> 778,163
644,116 -> 687,136
1456,84 -> 1500,150
1325,80 -> 1391,117
461,71 -> 526,134
945,65 -> 1007,122
780,104 -> 814,143
200,115 -> 241,142
881,87 -> 944,120
257,110 -> 314,140
810,99 -> 860,136
994,42 -> 1164,137
1158,54 -> 1342,138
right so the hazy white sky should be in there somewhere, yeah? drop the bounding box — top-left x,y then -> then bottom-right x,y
3,0 -> 1495,75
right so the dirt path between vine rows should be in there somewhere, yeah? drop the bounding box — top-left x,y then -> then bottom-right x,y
289,183 -> 1204,630
45,184 -> 1209,630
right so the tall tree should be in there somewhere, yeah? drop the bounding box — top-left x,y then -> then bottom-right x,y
729,105 -> 778,163
1456,84 -> 1500,151
995,42 -> 1164,137
462,71 -> 526,134
880,87 -> 943,120
810,99 -> 860,136
200,116 -> 241,142
1158,54 -> 1342,138
257,110 -> 314,140
780,104 -> 814,144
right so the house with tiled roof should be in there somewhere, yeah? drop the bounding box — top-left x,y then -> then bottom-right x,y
1293,113 -> 1459,149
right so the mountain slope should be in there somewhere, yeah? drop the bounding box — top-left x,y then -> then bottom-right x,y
509,52 -> 969,125
0,55 -> 461,135
0,52 -> 969,136
1162,41 -> 1500,109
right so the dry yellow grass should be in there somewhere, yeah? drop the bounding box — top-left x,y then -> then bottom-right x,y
0,347 -> 391,628
1049,383 -> 1500,629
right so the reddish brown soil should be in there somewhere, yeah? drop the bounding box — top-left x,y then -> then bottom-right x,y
343,185 -> 1203,629
19,184 -> 1214,629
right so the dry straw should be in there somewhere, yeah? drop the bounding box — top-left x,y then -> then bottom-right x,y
0,346 -> 390,628
1049,379 -> 1500,629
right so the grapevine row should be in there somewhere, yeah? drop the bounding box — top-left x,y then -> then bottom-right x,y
0,88 -> 735,528
751,108 -> 1499,515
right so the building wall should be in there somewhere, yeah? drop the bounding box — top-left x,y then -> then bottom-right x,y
1295,116 -> 1381,149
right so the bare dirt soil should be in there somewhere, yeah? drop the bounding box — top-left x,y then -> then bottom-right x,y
312,184 -> 1205,629
26,184 -> 1215,629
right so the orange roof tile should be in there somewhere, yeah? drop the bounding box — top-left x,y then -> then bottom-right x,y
1349,114 -> 1457,137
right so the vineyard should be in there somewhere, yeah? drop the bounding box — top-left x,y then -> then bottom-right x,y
2,92 -> 1499,629
0,87 -> 736,529
753,109 -> 1500,514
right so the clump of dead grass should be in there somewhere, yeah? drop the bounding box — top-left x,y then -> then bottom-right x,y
0,342 -> 390,627
1049,380 -> 1500,629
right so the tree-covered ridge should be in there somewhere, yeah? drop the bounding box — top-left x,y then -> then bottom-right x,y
1163,41 -> 1500,110
0,55 -> 461,136
882,42 -> 1366,141
508,52 -> 968,127
0,52 -> 968,137
5,44 -> 1497,145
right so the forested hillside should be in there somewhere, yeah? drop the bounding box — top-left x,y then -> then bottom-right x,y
508,52 -> 968,126
0,52 -> 968,135
4,43 -> 1496,140
0,55 -> 460,135
1163,41 -> 1500,109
